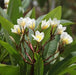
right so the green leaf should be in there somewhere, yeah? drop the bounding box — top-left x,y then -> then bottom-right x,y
60,20 -> 74,26
58,65 -> 76,75
0,16 -> 13,34
30,7 -> 36,19
25,9 -> 33,18
42,27 -> 51,45
66,25 -> 72,36
0,7 -> 10,20
34,53 -> 44,75
43,6 -> 62,20
43,35 -> 60,60
61,40 -> 76,57
0,64 -> 20,75
48,55 -> 76,75
7,0 -> 23,24
0,16 -> 20,44
22,0 -> 30,11
0,40 -> 22,64
0,40 -> 27,75
0,50 -> 8,62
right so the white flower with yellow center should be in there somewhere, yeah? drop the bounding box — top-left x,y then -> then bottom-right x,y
11,25 -> 21,34
31,31 -> 44,42
41,20 -> 50,29
57,24 -> 66,34
17,17 -> 27,28
60,32 -> 73,44
49,18 -> 60,27
4,0 -> 9,8
27,19 -> 35,30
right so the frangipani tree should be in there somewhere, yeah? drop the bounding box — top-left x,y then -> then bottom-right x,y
0,0 -> 76,75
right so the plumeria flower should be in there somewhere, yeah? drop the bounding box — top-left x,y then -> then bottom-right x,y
11,25 -> 21,34
17,17 -> 27,28
41,20 -> 50,29
4,0 -> 9,8
60,32 -> 73,44
56,24 -> 66,34
49,18 -> 60,27
31,31 -> 44,42
27,19 -> 35,30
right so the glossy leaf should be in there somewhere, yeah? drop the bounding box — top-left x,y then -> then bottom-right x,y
43,35 -> 60,60
43,6 -> 62,20
60,20 -> 74,26
7,0 -> 23,24
30,7 -> 36,19
0,16 -> 13,34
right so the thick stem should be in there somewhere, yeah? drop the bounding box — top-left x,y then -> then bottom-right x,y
30,64 -> 34,75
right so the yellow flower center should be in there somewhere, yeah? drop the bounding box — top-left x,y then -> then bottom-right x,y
17,28 -> 20,34
52,24 -> 57,28
22,29 -> 24,34
21,21 -> 26,27
5,2 -> 9,5
58,30 -> 63,34
36,35 -> 42,42
42,25 -> 48,29
29,23 -> 35,29
62,38 -> 69,44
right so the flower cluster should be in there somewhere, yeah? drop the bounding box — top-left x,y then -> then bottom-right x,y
11,17 -> 73,44
11,17 -> 36,34
41,18 -> 73,44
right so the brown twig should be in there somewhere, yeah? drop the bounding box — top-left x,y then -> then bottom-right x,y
20,52 -> 33,65
44,56 -> 58,65
43,50 -> 59,62
24,39 -> 34,53
37,49 -> 40,53
24,47 -> 33,62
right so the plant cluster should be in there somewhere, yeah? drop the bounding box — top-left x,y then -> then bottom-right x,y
0,0 -> 76,75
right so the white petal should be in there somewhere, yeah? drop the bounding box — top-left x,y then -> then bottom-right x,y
40,32 -> 44,38
35,31 -> 40,36
31,34 -> 38,40
4,0 -> 9,3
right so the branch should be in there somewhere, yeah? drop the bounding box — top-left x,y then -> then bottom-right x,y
20,52 -> 33,65
44,56 -> 58,65
24,39 -> 34,53
43,50 -> 59,61
24,48 -> 33,63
